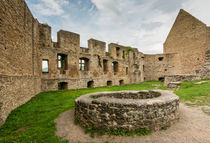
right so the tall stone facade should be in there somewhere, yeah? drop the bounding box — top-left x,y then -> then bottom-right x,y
0,0 -> 209,127
0,0 -> 41,127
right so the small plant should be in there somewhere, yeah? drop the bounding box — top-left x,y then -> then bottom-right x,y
90,95 -> 97,99
74,119 -> 79,125
42,23 -> 49,27
161,126 -> 169,130
122,52 -> 126,60
97,130 -> 106,136
125,46 -> 135,52
83,126 -> 97,138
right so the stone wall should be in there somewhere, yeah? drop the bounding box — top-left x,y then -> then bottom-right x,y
195,50 -> 210,79
0,0 -> 41,126
0,75 -> 41,126
144,53 -> 180,81
58,30 -> 80,53
164,50 -> 210,88
40,33 -> 143,91
164,9 -> 210,75
75,90 -> 179,131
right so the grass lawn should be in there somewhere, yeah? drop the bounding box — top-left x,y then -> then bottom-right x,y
174,79 -> 210,106
0,81 -> 166,143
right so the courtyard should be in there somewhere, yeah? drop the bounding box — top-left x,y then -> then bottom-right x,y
0,80 -> 209,143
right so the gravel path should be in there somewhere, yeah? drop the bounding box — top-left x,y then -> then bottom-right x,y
55,103 -> 210,143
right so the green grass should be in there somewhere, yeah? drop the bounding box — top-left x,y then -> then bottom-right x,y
174,79 -> 210,106
79,125 -> 151,138
0,81 -> 166,143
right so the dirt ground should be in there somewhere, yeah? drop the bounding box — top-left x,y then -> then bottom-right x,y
55,103 -> 210,143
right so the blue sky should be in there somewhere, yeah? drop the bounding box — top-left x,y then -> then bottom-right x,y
25,0 -> 210,54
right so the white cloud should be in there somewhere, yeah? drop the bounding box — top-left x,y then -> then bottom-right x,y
181,0 -> 210,26
27,0 -> 210,54
30,0 -> 69,16
87,0 -> 178,53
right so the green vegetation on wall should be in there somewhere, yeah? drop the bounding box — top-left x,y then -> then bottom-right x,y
125,46 -> 135,53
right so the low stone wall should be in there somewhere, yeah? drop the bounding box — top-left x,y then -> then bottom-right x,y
164,74 -> 200,87
75,90 -> 179,131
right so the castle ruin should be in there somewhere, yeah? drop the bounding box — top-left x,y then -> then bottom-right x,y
0,0 -> 209,126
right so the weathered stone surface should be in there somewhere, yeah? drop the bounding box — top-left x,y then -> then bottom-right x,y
164,50 -> 210,88
0,0 -> 41,126
164,9 -> 209,75
75,90 -> 179,131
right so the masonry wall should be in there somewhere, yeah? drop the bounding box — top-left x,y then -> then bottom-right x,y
40,31 -> 142,91
144,53 -> 180,81
164,50 -> 210,87
0,0 -> 41,126
164,9 -> 210,74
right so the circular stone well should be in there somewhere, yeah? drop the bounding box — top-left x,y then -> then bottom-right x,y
75,90 -> 179,131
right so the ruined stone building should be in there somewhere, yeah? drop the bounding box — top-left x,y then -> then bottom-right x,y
0,0 -> 209,126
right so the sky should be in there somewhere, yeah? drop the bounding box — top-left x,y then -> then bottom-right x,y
25,0 -> 210,54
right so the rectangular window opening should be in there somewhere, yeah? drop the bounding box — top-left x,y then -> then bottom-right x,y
116,47 -> 120,57
42,60 -> 49,73
126,67 -> 128,75
79,58 -> 89,71
58,82 -> 68,90
103,59 -> 108,74
58,54 -> 68,70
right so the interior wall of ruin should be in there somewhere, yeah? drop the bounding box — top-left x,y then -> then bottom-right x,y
143,53 -> 180,81
40,28 -> 142,91
0,0 -> 41,126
